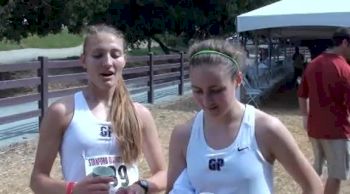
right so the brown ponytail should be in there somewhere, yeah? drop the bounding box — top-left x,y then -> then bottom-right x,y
110,75 -> 142,164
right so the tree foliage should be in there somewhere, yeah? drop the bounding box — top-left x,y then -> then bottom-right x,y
0,0 -> 277,52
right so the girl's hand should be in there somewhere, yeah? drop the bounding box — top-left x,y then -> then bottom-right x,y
115,184 -> 145,194
73,175 -> 115,194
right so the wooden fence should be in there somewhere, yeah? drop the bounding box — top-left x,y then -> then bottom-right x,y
0,53 -> 189,125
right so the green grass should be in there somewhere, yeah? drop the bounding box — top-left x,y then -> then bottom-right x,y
0,30 -> 83,51
0,30 -> 185,57
0,43 -> 22,51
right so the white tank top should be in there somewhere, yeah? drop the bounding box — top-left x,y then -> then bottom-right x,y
60,91 -> 139,189
186,105 -> 273,194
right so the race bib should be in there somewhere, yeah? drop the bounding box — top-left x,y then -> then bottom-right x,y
84,154 -> 136,189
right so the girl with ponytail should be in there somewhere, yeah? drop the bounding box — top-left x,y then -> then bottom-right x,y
30,24 -> 166,194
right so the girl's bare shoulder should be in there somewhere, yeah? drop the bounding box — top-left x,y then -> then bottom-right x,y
132,102 -> 154,123
49,95 -> 74,115
255,109 -> 284,133
254,109 -> 290,147
39,95 -> 75,134
171,116 -> 194,147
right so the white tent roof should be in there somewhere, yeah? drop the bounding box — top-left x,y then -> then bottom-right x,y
237,0 -> 350,38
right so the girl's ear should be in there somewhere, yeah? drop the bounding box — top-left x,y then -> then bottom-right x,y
234,71 -> 243,88
80,54 -> 87,69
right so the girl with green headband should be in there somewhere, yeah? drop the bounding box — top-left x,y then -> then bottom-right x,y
166,39 -> 322,194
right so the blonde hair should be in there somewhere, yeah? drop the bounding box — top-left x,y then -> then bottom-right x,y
83,24 -> 142,164
188,39 -> 245,79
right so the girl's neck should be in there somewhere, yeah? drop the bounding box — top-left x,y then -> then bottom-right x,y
205,101 -> 245,128
85,85 -> 116,106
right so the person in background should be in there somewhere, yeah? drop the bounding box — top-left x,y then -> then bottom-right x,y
166,39 -> 323,194
292,46 -> 305,87
30,24 -> 166,194
298,27 -> 350,194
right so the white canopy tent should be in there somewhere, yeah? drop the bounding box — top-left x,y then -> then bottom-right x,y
237,0 -> 350,39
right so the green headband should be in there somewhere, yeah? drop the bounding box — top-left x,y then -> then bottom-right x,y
190,50 -> 239,69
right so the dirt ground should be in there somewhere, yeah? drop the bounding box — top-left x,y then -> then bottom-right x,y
1,88 -> 350,194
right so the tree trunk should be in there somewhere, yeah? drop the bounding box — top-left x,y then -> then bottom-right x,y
147,38 -> 151,53
151,36 -> 181,54
151,36 -> 170,54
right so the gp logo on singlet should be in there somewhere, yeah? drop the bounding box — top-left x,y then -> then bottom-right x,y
100,125 -> 112,137
208,158 -> 224,171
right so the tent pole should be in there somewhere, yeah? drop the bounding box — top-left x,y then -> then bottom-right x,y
283,40 -> 287,66
254,33 -> 259,77
276,39 -> 280,62
268,29 -> 272,82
